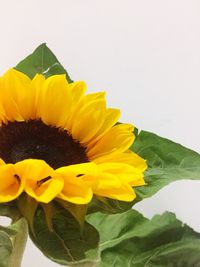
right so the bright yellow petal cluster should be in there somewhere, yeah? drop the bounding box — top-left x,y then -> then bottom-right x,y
0,159 -> 145,204
0,69 -> 147,204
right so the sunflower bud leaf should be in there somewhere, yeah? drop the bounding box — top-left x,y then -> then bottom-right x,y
41,203 -> 58,232
29,206 -> 100,266
55,199 -> 87,231
17,194 -> 38,235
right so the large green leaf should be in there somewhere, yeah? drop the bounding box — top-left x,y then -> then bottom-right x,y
87,210 -> 200,267
29,206 -> 100,266
132,131 -> 200,202
15,43 -> 73,82
90,130 -> 200,214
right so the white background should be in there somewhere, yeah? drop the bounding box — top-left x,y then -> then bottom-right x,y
0,1 -> 200,266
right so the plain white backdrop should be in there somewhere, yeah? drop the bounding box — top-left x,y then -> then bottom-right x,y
0,1 -> 200,266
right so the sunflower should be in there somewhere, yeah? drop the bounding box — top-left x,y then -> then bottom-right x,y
0,69 -> 147,205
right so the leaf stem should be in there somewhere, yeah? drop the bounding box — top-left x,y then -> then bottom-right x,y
8,218 -> 28,267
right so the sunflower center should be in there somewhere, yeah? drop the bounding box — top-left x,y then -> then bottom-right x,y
0,120 -> 88,169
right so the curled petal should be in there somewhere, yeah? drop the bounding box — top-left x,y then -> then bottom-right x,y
55,163 -> 96,204
0,164 -> 24,203
15,159 -> 64,203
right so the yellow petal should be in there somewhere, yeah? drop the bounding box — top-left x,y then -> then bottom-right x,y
94,151 -> 147,172
69,81 -> 87,103
71,99 -> 106,143
0,164 -> 24,202
99,183 -> 136,201
31,73 -> 45,89
93,108 -> 120,137
0,69 -> 37,121
56,162 -> 98,176
31,74 -> 46,119
130,177 -> 146,187
38,74 -> 73,128
97,162 -> 144,184
84,172 -> 135,202
15,159 -> 63,203
84,92 -> 106,101
66,91 -> 105,130
0,90 -> 7,124
87,124 -> 135,159
56,163 -> 95,204
86,108 -> 120,148
0,70 -> 25,121
0,158 -> 6,166
57,176 -> 92,204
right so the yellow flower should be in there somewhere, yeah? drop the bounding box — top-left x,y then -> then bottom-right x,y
0,69 -> 147,204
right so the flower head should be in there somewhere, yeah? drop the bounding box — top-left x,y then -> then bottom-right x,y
0,69 -> 147,204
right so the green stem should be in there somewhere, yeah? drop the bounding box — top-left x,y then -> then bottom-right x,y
8,218 -> 28,267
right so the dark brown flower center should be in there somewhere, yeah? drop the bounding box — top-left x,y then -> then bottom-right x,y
0,120 -> 88,169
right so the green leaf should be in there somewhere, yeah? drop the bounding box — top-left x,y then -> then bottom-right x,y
29,206 -> 100,266
56,199 -> 87,230
7,218 -> 28,267
87,196 -> 133,215
0,203 -> 21,222
41,202 -> 57,232
0,231 -> 13,267
87,210 -> 200,267
0,226 -> 17,237
15,43 -> 73,82
89,129 -> 200,214
131,131 -> 200,202
17,194 -> 38,234
0,218 -> 28,267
